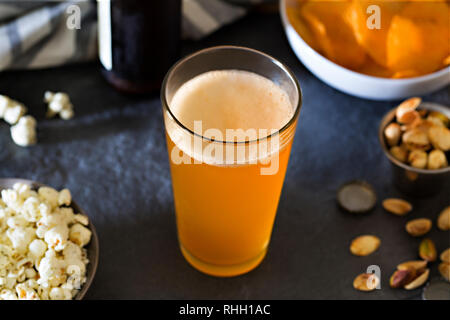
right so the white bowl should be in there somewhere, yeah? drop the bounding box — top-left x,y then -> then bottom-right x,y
280,0 -> 450,101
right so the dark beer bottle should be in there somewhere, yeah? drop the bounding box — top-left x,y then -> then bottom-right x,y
97,0 -> 181,93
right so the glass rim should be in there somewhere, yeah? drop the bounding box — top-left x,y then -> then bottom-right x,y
161,45 -> 302,145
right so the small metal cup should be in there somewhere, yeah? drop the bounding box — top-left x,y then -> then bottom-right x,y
378,102 -> 450,197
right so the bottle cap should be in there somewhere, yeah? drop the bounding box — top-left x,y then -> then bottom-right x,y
337,180 -> 377,214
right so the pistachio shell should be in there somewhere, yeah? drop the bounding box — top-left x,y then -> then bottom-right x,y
414,119 -> 439,133
350,235 -> 381,256
427,115 -> 445,128
403,128 -> 430,151
396,97 -> 421,124
400,116 -> 424,133
437,206 -> 450,231
428,126 -> 450,151
404,269 -> 429,290
384,122 -> 402,147
438,263 -> 450,282
408,149 -> 427,169
440,248 -> 450,263
427,149 -> 448,170
397,260 -> 427,272
389,145 -> 408,163
382,198 -> 412,216
419,238 -> 437,262
405,218 -> 432,237
353,273 -> 379,292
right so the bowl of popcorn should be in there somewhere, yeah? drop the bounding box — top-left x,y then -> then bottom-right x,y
379,98 -> 450,196
0,179 -> 98,300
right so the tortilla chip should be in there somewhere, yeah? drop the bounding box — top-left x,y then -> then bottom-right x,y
386,2 -> 449,75
286,3 -> 319,50
392,70 -> 421,79
300,2 -> 366,70
347,1 -> 404,68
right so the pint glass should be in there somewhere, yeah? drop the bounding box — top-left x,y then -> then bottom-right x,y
161,46 -> 302,277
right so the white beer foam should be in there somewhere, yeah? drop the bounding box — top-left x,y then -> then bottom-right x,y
166,70 -> 294,165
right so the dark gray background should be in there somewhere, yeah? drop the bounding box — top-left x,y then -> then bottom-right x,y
0,12 -> 449,299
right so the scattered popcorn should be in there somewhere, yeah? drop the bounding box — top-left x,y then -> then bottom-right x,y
0,94 -> 27,124
10,115 -> 37,147
0,94 -> 38,147
0,95 -> 10,117
4,103 -> 27,125
0,184 -> 91,300
44,91 -> 74,120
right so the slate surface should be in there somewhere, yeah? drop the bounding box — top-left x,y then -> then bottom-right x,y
0,12 -> 449,299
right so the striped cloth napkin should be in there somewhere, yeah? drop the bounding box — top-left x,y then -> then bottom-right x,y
0,0 -> 273,71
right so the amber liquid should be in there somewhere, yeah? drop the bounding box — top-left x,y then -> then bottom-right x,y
167,136 -> 294,276
165,70 -> 296,276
